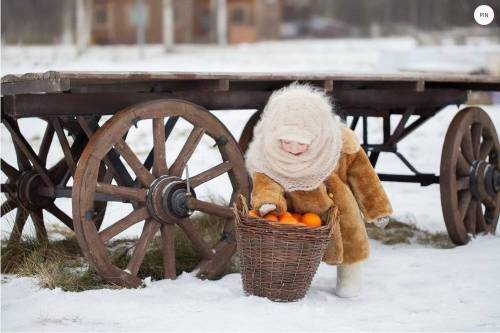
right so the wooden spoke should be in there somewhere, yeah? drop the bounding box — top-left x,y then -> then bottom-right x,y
114,139 -> 155,187
1,159 -> 20,179
464,199 -> 476,235
58,168 -> 73,187
13,142 -> 31,172
480,193 -> 496,209
471,123 -> 483,160
457,152 -> 470,176
458,191 -> 471,222
126,219 -> 161,276
8,208 -> 29,246
478,139 -> 494,161
45,202 -> 74,230
77,116 -> 135,187
30,209 -> 48,244
99,207 -> 150,242
52,118 -> 77,176
186,197 -> 234,219
1,183 -> 17,195
476,202 -> 487,233
169,126 -> 206,177
96,182 -> 147,202
456,177 -> 469,191
8,120 -> 32,172
222,189 -> 240,233
177,218 -> 214,260
38,122 -> 55,167
143,116 -> 179,171
189,162 -> 232,188
1,199 -> 17,216
152,118 -> 168,177
461,130 -> 474,164
102,165 -> 115,183
3,118 -> 53,187
161,223 -> 177,279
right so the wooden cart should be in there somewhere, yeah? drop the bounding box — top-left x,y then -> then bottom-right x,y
1,71 -> 499,287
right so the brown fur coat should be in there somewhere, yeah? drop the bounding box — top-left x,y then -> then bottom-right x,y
250,127 -> 393,265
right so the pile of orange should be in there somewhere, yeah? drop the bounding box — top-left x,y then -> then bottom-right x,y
248,209 -> 322,228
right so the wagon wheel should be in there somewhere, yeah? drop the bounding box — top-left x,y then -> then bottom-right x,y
73,99 -> 250,287
440,107 -> 499,245
1,117 -> 108,247
238,110 -> 261,153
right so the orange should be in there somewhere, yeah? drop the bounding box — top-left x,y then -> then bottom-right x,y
301,212 -> 322,227
278,212 -> 305,226
248,210 -> 260,218
292,213 -> 302,221
278,212 -> 296,223
263,213 -> 279,222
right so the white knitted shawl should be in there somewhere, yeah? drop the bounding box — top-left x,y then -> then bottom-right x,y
245,83 -> 343,192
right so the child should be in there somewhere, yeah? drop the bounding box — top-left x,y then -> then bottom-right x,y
245,83 -> 392,298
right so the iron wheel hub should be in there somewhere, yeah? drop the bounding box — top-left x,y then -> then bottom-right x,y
470,160 -> 499,200
146,176 -> 196,223
16,170 -> 53,210
484,165 -> 500,196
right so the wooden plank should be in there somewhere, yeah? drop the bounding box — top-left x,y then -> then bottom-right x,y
1,78 -> 70,95
2,71 -> 499,95
3,70 -> 499,84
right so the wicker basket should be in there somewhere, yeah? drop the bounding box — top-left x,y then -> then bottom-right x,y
234,198 -> 338,302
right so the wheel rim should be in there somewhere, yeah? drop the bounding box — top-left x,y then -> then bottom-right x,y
238,110 -> 261,153
73,99 -> 249,287
440,107 -> 499,245
1,117 -> 108,247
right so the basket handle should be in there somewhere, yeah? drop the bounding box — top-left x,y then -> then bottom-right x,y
232,194 -> 250,226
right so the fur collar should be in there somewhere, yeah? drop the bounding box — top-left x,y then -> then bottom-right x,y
341,127 -> 361,154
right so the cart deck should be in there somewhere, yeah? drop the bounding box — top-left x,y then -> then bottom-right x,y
1,71 -> 499,287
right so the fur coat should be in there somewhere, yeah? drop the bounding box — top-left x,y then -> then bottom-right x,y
250,127 -> 393,265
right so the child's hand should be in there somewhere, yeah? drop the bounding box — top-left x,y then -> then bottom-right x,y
259,203 -> 277,216
374,216 -> 390,229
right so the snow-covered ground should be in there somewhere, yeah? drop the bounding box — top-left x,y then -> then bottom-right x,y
1,38 -> 500,331
2,237 -> 500,331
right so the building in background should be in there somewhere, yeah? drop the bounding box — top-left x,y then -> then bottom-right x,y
1,0 -> 499,47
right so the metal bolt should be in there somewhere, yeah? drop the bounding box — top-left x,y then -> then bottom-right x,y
213,135 -> 228,147
85,210 -> 97,220
132,117 -> 140,128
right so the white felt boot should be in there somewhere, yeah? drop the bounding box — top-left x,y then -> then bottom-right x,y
335,263 -> 362,298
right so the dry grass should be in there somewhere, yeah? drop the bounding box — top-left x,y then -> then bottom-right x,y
1,212 -> 239,291
366,218 -> 455,249
1,236 -> 115,291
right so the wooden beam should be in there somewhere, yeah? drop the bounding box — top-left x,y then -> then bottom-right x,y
2,89 -> 467,119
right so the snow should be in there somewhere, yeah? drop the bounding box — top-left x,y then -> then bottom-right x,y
2,237 -> 500,331
1,38 -> 500,331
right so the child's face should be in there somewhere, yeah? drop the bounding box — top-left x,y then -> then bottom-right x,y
279,139 -> 310,155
